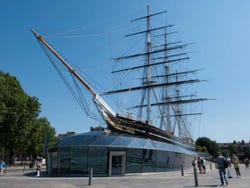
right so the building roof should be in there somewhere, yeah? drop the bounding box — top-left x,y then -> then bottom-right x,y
51,131 -> 196,156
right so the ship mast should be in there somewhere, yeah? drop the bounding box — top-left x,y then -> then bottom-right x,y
30,29 -> 116,117
146,5 -> 152,124
110,7 -> 170,124
105,7 -> 210,140
163,27 -> 172,133
30,7 -> 211,146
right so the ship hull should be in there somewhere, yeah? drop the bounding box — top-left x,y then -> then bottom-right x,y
104,113 -> 195,151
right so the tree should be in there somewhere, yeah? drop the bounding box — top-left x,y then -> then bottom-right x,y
26,117 -> 56,158
195,145 -> 208,153
195,137 -> 220,157
0,71 -> 56,163
227,144 -> 238,155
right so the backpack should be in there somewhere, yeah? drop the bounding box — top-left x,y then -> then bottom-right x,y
224,159 -> 229,168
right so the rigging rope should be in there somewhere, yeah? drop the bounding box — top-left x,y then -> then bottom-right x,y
45,7 -> 145,39
38,42 -> 103,123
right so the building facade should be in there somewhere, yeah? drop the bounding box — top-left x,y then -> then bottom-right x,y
47,131 -> 196,176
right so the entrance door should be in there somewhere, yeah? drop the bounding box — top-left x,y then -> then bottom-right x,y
109,151 -> 126,176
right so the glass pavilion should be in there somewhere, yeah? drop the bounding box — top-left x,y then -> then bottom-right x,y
47,130 -> 196,176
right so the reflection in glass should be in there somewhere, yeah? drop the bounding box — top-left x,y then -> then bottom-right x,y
111,155 -> 122,175
88,147 -> 107,175
71,147 -> 88,174
58,148 -> 71,173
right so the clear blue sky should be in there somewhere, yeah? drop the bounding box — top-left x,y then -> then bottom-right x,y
1,0 -> 250,143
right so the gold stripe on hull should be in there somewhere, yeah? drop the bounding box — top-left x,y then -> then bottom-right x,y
106,116 -> 135,134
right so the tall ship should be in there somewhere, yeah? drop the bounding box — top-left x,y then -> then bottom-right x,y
32,6 -> 208,176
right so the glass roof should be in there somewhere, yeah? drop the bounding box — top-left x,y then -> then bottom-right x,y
54,131 -> 196,156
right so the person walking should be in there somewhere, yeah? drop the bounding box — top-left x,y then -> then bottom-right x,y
197,157 -> 202,174
0,160 -> 2,175
225,153 -> 232,178
0,159 -> 6,175
244,157 -> 249,168
200,157 -> 206,174
232,154 -> 241,177
35,158 -> 42,177
217,152 -> 228,186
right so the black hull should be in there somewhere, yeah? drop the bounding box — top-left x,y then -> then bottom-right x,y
105,113 -> 195,151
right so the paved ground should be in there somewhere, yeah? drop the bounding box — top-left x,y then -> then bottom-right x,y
0,164 -> 249,187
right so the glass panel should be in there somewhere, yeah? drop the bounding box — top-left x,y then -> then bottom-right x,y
143,141 -> 155,149
126,149 -> 142,173
91,136 -> 117,146
71,147 -> 88,174
128,139 -> 143,148
120,136 -> 134,146
58,148 -> 71,174
111,136 -> 132,147
183,154 -> 194,168
172,152 -> 182,169
88,147 -> 107,175
142,149 -> 156,172
155,150 -> 168,172
165,151 -> 175,170
51,151 -> 58,174
58,134 -> 97,147
111,155 -> 122,175
51,152 -> 58,168
136,138 -> 147,148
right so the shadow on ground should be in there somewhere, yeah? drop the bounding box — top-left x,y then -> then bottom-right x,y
184,185 -> 218,187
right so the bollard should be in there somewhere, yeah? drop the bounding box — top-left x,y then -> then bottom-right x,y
88,167 -> 93,186
4,166 -> 7,174
23,164 -> 26,173
193,167 -> 199,187
181,164 -> 184,176
210,163 -> 212,171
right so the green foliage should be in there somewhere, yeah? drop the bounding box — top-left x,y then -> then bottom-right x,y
227,144 -> 238,155
195,145 -> 208,153
26,117 -> 56,157
0,71 -> 56,162
196,137 -> 250,160
195,137 -> 220,157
